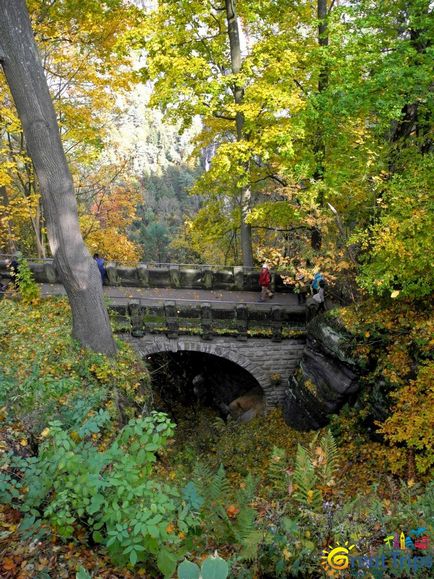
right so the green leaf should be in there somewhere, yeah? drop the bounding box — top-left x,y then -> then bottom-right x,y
88,493 -> 105,514
76,566 -> 92,579
182,482 -> 204,510
201,555 -> 229,579
157,548 -> 178,577
92,530 -> 104,543
130,549 -> 138,566
177,559 -> 200,579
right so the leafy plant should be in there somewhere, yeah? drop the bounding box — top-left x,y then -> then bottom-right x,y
0,412 -> 198,571
16,255 -> 39,301
189,463 -> 261,561
292,430 -> 339,511
177,553 -> 229,579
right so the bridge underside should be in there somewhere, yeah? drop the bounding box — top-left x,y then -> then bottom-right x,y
123,335 -> 305,406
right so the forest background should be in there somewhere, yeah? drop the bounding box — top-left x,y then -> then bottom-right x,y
0,0 -> 431,301
0,0 -> 433,577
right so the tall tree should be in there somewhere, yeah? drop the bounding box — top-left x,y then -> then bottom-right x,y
0,0 -> 142,257
0,0 -> 117,355
141,0 -> 263,266
225,0 -> 253,266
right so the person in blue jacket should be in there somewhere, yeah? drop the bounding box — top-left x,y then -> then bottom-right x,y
93,253 -> 108,284
311,271 -> 324,295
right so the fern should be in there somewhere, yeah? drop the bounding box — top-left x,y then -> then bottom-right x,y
268,446 -> 288,496
208,464 -> 231,503
238,529 -> 262,561
316,430 -> 339,486
293,444 -> 322,511
292,431 -> 340,512
234,475 -> 260,560
237,473 -> 256,504
192,461 -> 213,494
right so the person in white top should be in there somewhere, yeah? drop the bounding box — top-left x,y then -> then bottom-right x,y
312,280 -> 326,312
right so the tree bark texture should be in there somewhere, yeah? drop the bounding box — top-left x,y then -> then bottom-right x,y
0,0 -> 117,355
225,0 -> 254,268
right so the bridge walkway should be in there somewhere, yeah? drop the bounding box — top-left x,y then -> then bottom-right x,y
39,283 -> 304,310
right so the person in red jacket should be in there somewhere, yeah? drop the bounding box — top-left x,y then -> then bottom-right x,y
259,263 -> 273,302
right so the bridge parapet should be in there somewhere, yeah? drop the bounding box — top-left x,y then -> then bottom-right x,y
0,257 -> 294,293
111,300 -> 306,342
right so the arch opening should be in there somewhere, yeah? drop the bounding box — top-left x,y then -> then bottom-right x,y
146,350 -> 264,423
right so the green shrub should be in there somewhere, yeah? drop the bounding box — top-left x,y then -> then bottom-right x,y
16,255 -> 40,301
0,412 -> 199,573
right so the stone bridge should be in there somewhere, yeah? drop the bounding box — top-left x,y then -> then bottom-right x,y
0,257 -> 294,292
1,256 -> 310,408
123,334 -> 306,406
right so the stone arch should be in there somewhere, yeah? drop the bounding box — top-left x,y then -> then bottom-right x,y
130,337 -> 270,399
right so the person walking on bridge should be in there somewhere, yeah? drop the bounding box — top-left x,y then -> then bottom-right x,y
311,271 -> 324,295
93,253 -> 108,284
259,263 -> 273,302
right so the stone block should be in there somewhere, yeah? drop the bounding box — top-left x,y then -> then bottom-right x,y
106,264 -> 119,286
203,269 -> 213,289
148,268 -> 171,288
137,265 -> 149,287
170,266 -> 181,288
233,266 -> 244,290
44,262 -> 58,284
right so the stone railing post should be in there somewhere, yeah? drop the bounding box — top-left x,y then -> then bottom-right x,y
165,301 -> 179,338
200,302 -> 213,340
43,261 -> 58,283
271,305 -> 283,342
203,269 -> 213,289
128,300 -> 144,337
169,265 -> 181,288
234,266 -> 244,290
235,303 -> 248,341
106,264 -> 119,286
137,265 -> 149,287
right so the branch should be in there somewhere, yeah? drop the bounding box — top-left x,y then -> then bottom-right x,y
251,225 -> 314,233
293,79 -> 308,96
327,202 -> 357,264
202,101 -> 236,121
328,0 -> 337,14
214,112 -> 236,121
251,159 -> 288,187
251,174 -> 288,187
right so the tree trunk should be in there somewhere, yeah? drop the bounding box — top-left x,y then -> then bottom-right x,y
317,0 -> 329,92
225,0 -> 254,267
311,0 -> 330,249
0,0 -> 116,355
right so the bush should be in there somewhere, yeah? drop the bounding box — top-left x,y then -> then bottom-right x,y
16,255 -> 40,302
0,412 -> 199,574
0,298 -> 152,441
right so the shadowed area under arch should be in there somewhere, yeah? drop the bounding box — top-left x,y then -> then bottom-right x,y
146,349 -> 264,421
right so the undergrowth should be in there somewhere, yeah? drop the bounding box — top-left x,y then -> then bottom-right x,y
0,297 -> 432,578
